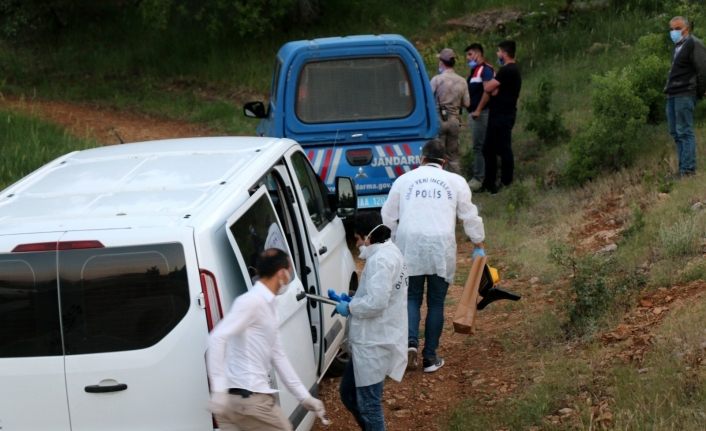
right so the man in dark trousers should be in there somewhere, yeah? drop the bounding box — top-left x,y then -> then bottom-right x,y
482,40 -> 522,194
665,15 -> 706,177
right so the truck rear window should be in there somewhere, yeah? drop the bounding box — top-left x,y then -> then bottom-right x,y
296,57 -> 414,123
0,243 -> 189,358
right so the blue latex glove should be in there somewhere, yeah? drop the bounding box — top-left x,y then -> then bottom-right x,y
328,289 -> 352,303
335,301 -> 350,317
472,247 -> 486,259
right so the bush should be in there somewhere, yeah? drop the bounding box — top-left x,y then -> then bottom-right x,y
523,76 -> 570,146
505,181 -> 532,222
138,0 -> 302,39
564,70 -> 648,184
549,243 -> 617,337
625,52 -> 670,124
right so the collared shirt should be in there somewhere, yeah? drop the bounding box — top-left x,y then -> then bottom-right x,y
381,164 -> 485,282
206,281 -> 310,401
430,68 -> 470,116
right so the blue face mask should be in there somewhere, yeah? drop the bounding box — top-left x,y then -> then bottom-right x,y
670,29 -> 683,44
497,56 -> 505,66
468,60 -> 478,69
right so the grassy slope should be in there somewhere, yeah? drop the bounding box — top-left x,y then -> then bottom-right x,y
1,1 -> 705,429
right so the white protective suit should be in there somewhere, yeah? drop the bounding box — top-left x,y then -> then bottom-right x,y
381,163 -> 485,283
347,240 -> 408,387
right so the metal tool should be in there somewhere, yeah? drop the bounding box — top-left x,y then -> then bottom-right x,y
295,291 -> 339,306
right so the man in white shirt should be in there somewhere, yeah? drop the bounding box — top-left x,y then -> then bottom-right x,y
381,139 -> 485,373
206,248 -> 327,431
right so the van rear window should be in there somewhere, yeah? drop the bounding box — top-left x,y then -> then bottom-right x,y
0,243 -> 189,358
0,252 -> 63,358
296,57 -> 414,123
59,243 -> 189,355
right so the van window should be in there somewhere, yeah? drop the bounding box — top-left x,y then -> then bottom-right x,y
295,56 -> 414,123
291,152 -> 334,230
59,243 -> 189,355
0,252 -> 62,358
229,191 -> 290,281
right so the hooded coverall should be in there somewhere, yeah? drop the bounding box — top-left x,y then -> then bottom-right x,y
341,240 -> 408,430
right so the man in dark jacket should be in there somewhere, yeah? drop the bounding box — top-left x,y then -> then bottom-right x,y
665,16 -> 706,176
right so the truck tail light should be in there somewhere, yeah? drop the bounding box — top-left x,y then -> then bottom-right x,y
345,148 -> 373,166
12,240 -> 104,252
199,269 -> 223,331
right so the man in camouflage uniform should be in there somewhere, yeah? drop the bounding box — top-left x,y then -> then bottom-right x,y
430,48 -> 470,174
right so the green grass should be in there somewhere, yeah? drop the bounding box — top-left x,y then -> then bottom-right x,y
1,1 -> 705,429
0,110 -> 95,189
611,299 -> 706,430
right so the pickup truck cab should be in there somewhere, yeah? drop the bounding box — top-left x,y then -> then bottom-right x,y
0,137 -> 357,431
244,34 -> 439,209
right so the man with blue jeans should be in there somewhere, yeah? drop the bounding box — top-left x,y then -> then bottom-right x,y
334,212 -> 407,430
382,139 -> 485,373
665,15 -> 706,176
465,43 -> 495,192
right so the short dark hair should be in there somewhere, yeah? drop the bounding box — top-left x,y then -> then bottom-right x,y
498,40 -> 516,58
441,58 -> 455,68
465,43 -> 484,55
256,248 -> 290,278
353,211 -> 391,244
422,138 -> 446,163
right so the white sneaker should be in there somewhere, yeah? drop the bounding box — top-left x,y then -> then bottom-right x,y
423,357 -> 445,373
468,178 -> 483,191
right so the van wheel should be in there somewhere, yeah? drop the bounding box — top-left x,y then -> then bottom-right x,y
325,349 -> 350,377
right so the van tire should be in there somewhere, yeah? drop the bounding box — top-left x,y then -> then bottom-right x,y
325,349 -> 350,377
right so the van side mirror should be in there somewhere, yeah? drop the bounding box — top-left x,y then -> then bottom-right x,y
334,176 -> 357,219
243,101 -> 267,118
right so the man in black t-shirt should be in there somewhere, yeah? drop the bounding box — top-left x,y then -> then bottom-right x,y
482,40 -> 522,194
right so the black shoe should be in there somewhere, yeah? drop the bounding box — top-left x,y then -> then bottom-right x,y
407,346 -> 418,370
422,357 -> 445,373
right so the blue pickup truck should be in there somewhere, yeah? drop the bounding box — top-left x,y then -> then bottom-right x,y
244,34 -> 439,209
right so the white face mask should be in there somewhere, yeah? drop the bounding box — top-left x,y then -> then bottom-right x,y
277,268 -> 294,295
357,224 -> 385,260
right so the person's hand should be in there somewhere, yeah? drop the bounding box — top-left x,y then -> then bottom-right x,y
335,301 -> 350,317
471,110 -> 480,119
328,289 -> 352,303
472,247 -> 486,259
301,396 -> 330,425
208,392 -> 229,416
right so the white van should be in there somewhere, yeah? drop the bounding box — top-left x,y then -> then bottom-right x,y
0,137 -> 358,431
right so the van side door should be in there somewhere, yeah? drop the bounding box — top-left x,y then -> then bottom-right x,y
285,149 -> 355,372
0,233 -> 71,431
224,186 -> 317,430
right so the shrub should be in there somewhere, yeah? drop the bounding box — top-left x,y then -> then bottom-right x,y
505,181 -> 532,221
549,243 -> 616,337
564,70 -> 648,184
625,53 -> 670,123
523,76 -> 570,146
